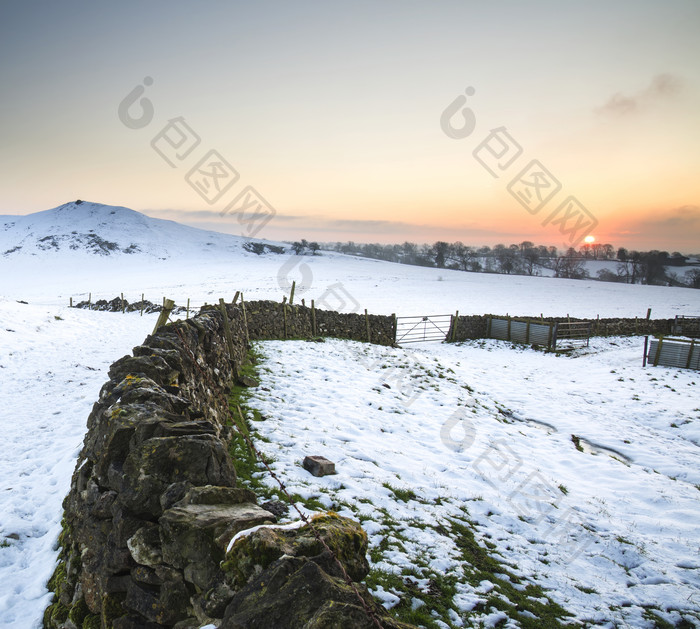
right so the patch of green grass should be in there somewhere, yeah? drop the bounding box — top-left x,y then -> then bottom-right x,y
448,518 -> 572,628
365,567 -> 458,628
571,435 -> 584,452
642,608 -> 678,629
382,482 -> 417,503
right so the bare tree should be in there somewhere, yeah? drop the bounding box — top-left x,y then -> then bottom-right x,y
554,248 -> 588,279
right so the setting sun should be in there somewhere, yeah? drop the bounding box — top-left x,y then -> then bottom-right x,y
584,236 -> 596,244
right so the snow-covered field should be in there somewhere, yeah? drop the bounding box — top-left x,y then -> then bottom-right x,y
0,303 -> 154,627
244,337 -> 699,627
1,204 -> 699,627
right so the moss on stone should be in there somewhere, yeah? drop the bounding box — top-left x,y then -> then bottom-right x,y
46,562 -> 66,593
101,593 -> 126,628
82,614 -> 101,629
68,597 -> 90,625
44,601 -> 69,626
223,512 -> 370,590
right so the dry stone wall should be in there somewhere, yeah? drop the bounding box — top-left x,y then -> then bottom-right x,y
449,314 -> 680,343
242,299 -> 396,345
44,302 -> 408,629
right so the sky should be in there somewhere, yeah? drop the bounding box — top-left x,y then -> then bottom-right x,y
1,1 -> 699,253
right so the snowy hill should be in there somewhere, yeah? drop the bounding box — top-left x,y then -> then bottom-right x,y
0,200 -> 257,260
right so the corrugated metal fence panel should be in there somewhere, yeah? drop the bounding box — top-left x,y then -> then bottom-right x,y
490,318 -> 509,340
529,323 -> 552,346
648,339 -> 700,370
510,321 -> 528,343
489,318 -> 552,345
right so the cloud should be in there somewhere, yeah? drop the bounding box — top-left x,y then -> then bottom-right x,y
140,207 -> 533,244
612,205 -> 700,253
644,204 -> 700,230
596,73 -> 683,116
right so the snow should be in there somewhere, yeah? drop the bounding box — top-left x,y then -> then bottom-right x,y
0,303 -> 153,627
244,337 -> 700,627
0,201 -> 698,627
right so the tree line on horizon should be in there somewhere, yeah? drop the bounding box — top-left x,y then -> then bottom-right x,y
304,240 -> 700,288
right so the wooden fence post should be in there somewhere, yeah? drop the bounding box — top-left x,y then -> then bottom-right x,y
653,336 -> 664,366
643,336 -> 649,367
547,322 -> 554,349
232,291 -> 240,305
121,293 -> 125,314
525,320 -> 531,344
186,298 -> 190,320
551,322 -> 559,350
687,339 -> 695,370
88,292 -> 92,310
240,294 -> 250,345
311,300 -> 317,337
140,293 -> 145,317
289,281 -> 296,306
153,299 -> 175,335
392,313 -> 397,345
219,298 -> 236,360
507,316 -> 512,342
364,309 -> 371,343
69,297 -> 73,308
451,310 -> 459,342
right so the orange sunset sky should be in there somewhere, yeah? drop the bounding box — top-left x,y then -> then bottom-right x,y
1,1 -> 699,252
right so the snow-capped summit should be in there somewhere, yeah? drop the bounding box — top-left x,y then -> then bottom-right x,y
0,200 -> 261,259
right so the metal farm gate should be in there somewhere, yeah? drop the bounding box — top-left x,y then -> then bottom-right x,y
672,315 -> 700,338
552,321 -> 592,349
395,314 -> 453,344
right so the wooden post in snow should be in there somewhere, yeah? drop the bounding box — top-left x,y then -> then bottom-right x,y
283,302 -> 288,339
451,310 -> 459,342
153,299 -> 175,335
219,298 -> 236,360
240,294 -> 250,345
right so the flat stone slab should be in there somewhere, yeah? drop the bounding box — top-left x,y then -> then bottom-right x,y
161,501 -> 276,556
302,455 -> 336,477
